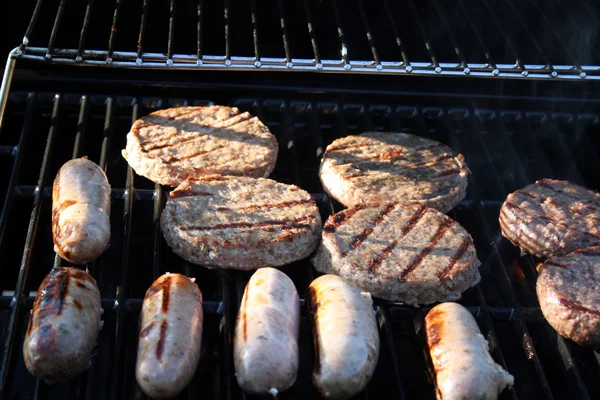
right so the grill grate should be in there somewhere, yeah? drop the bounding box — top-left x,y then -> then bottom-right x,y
0,85 -> 600,399
7,0 -> 600,79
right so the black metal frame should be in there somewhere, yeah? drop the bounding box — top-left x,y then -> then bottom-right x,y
0,80 -> 599,398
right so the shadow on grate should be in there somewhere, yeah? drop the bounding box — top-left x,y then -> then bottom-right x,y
0,90 -> 599,399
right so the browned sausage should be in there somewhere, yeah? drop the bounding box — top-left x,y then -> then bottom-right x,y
135,273 -> 203,399
52,157 -> 111,264
425,302 -> 514,400
23,267 -> 102,382
234,267 -> 300,396
308,274 -> 380,399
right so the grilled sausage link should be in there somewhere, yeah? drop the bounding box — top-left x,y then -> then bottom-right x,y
52,157 -> 111,264
23,267 -> 102,383
308,274 -> 380,399
234,267 -> 300,396
425,302 -> 514,400
136,273 -> 203,399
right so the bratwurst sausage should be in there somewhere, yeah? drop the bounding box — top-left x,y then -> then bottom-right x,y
23,267 -> 102,382
234,267 -> 300,396
425,302 -> 514,400
136,273 -> 203,399
52,157 -> 111,264
308,274 -> 380,399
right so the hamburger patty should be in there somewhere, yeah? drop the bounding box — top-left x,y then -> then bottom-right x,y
122,106 -> 278,186
499,179 -> 600,259
311,202 -> 481,305
160,175 -> 322,270
319,132 -> 469,212
537,246 -> 600,348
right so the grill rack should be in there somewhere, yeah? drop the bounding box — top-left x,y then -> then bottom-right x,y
7,0 -> 600,80
0,85 -> 599,399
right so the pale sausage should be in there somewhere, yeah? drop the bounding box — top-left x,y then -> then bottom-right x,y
425,302 -> 514,400
135,273 -> 203,399
234,267 -> 300,396
308,274 -> 380,399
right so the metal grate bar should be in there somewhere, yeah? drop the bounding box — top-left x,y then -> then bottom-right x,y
357,0 -> 381,69
456,0 -> 498,74
99,98 -> 114,172
329,0 -> 350,69
46,0 -> 66,60
107,0 -> 123,63
277,0 -> 292,68
303,0 -> 321,67
72,95 -> 89,159
197,0 -> 204,64
379,305 -> 407,400
109,101 -> 136,400
431,0 -> 468,72
406,0 -> 440,72
249,0 -> 260,66
152,183 -> 164,279
480,0 -> 528,76
167,0 -> 176,65
224,0 -> 231,65
0,94 -> 35,282
76,0 -> 95,63
0,95 -> 62,398
504,0 -> 558,76
382,0 -> 410,70
20,0 -> 44,49
137,0 -> 151,64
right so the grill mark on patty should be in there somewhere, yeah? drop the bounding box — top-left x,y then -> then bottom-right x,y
536,180 -> 600,204
323,204 -> 366,234
215,199 -> 313,212
162,146 -> 223,163
180,217 -> 314,232
558,298 -> 600,317
345,203 -> 397,256
142,134 -> 203,152
188,175 -> 230,183
398,218 -> 454,282
377,148 -> 403,160
325,142 -> 371,153
544,260 -> 570,268
156,320 -> 168,360
573,247 -> 600,257
368,206 -> 429,272
411,153 -> 453,168
433,168 -> 460,178
437,238 -> 470,280
211,112 -> 252,129
170,189 -> 213,198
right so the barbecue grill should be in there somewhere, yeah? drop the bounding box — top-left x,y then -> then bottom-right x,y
1,1 -> 600,399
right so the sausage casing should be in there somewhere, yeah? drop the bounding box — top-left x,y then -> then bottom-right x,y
136,273 -> 203,399
52,157 -> 111,264
234,267 -> 300,396
308,274 -> 380,399
425,302 -> 514,400
23,267 -> 102,382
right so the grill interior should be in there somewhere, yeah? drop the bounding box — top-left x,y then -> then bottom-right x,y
1,84 -> 600,399
12,0 -> 600,79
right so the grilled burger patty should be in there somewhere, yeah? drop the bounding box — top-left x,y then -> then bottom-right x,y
319,132 -> 469,212
160,175 -> 322,270
311,202 -> 481,305
122,106 -> 278,186
537,246 -> 600,348
499,179 -> 600,259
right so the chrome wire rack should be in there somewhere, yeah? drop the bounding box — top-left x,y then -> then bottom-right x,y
8,0 -> 600,80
